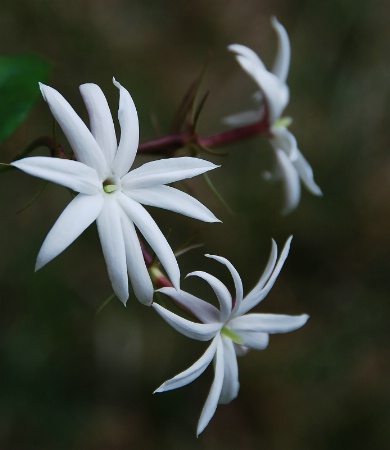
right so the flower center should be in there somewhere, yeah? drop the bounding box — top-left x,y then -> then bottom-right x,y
221,327 -> 244,345
103,177 -> 120,194
274,116 -> 292,128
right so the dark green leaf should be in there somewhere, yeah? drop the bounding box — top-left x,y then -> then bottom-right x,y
0,55 -> 51,145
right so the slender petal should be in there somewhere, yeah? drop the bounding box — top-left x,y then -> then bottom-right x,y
96,197 -> 129,304
154,336 -> 219,393
271,17 -> 291,84
270,127 -> 299,161
293,151 -> 323,196
231,313 -> 309,334
111,78 -> 139,177
223,109 -> 261,126
36,193 -> 104,270
238,239 -> 277,309
234,331 -> 269,350
228,44 -> 266,70
152,303 -> 222,341
206,255 -> 244,316
197,336 -> 224,436
187,271 -> 232,323
218,336 -> 239,404
275,149 -> 301,215
11,157 -> 101,195
238,236 -> 292,315
120,213 -> 154,305
157,287 -> 220,323
121,157 -> 219,189
39,83 -> 108,179
79,83 -> 117,166
126,185 -> 220,223
118,194 -> 180,290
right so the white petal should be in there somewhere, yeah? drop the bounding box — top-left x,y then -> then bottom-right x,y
187,271 -> 232,323
231,313 -> 309,334
238,237 -> 292,315
11,157 -> 101,195
233,57 -> 289,123
118,194 -> 180,290
36,193 -> 103,270
121,157 -> 219,189
96,197 -> 129,304
275,149 -> 301,215
120,213 -> 154,305
197,336 -> 224,436
39,83 -> 108,178
218,336 -> 239,404
293,151 -> 322,196
228,44 -> 266,70
270,127 -> 299,160
157,287 -> 220,323
126,185 -> 220,223
154,335 -> 219,393
79,83 -> 117,166
223,110 -> 262,127
206,255 -> 244,316
234,331 -> 269,350
152,303 -> 222,341
271,17 -> 291,84
111,78 -> 139,177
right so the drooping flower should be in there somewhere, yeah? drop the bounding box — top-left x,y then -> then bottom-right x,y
12,79 -> 220,305
153,236 -> 308,435
227,17 -> 322,214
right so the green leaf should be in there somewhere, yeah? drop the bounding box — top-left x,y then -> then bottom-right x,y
0,55 -> 51,145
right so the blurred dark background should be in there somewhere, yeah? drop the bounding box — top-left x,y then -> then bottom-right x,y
1,0 -> 390,449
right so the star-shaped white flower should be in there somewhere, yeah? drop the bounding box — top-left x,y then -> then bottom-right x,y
153,236 -> 308,435
227,17 -> 322,214
12,79 -> 220,305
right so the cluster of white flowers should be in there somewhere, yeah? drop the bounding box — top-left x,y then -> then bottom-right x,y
9,18 -> 314,435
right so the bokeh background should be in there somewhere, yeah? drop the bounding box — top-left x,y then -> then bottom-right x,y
1,0 -> 390,449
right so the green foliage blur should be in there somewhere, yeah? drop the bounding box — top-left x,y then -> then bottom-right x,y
1,0 -> 390,449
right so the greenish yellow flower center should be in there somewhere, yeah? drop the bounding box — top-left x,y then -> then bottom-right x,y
274,116 -> 292,128
103,178 -> 119,194
221,327 -> 244,345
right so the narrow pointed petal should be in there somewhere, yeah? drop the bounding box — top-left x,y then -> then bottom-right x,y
39,83 -> 108,178
120,213 -> 154,305
293,151 -> 323,196
126,185 -> 220,223
233,57 -> 289,122
223,109 -> 262,126
152,303 -> 222,341
154,336 -> 219,393
157,287 -> 220,323
36,193 -> 103,270
233,240 -> 277,318
206,255 -> 244,316
96,197 -> 129,304
275,149 -> 301,215
218,336 -> 239,404
228,44 -> 266,70
231,313 -> 309,334
238,237 -> 292,315
234,330 -> 269,350
271,17 -> 291,84
197,336 -> 224,436
121,157 -> 219,189
270,127 -> 299,161
118,194 -> 180,290
11,157 -> 101,195
80,83 -> 117,166
187,271 -> 232,323
111,78 -> 139,177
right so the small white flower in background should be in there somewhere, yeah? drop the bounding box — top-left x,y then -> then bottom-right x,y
227,17 -> 322,214
153,236 -> 308,435
12,79 -> 220,305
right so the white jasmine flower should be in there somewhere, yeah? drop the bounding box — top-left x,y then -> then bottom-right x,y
12,80 -> 219,305
227,17 -> 322,214
153,236 -> 308,435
